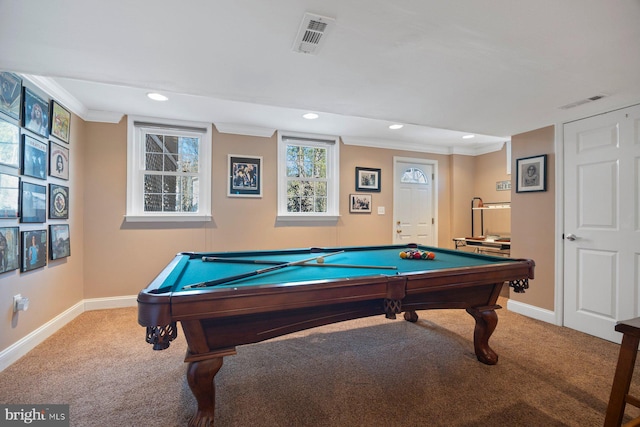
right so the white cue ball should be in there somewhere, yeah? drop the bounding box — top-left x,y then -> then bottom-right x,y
317,257 -> 325,264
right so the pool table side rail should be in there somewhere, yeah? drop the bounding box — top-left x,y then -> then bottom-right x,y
138,256 -> 534,328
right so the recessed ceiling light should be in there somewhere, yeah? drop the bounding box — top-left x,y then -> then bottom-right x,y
303,113 -> 319,119
389,124 -> 403,130
147,92 -> 168,101
462,134 -> 475,139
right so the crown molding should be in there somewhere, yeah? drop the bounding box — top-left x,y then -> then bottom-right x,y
21,75 -> 88,119
343,136 -> 506,156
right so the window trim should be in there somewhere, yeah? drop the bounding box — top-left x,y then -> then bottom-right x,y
276,130 -> 340,222
125,115 -> 212,222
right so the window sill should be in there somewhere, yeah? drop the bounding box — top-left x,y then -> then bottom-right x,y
124,215 -> 212,223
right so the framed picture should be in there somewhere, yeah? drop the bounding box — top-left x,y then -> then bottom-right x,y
22,134 -> 47,179
49,141 -> 69,180
20,181 -> 46,223
49,224 -> 70,260
516,154 -> 547,193
349,193 -> 372,213
21,229 -> 47,272
0,173 -> 19,218
228,154 -> 262,197
50,100 -> 70,143
355,167 -> 381,192
0,72 -> 22,120
22,87 -> 49,138
48,183 -> 69,219
0,226 -> 20,274
0,117 -> 20,168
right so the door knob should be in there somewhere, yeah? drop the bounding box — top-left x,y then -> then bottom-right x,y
565,233 -> 578,241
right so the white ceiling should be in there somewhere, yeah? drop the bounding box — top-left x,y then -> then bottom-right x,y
1,0 -> 639,154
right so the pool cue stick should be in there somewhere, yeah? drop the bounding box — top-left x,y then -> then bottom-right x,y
202,257 -> 395,270
184,250 -> 345,289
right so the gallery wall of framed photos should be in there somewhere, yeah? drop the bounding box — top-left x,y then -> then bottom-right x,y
0,71 -> 71,275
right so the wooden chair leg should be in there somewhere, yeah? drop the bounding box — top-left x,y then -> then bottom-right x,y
604,323 -> 640,427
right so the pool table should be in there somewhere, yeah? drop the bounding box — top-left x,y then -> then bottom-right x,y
138,243 -> 534,427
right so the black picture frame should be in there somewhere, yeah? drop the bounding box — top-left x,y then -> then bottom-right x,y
0,226 -> 20,274
516,154 -> 547,193
0,117 -> 20,169
227,154 -> 262,198
0,173 -> 20,218
49,183 -> 69,219
49,141 -> 69,180
50,100 -> 70,143
0,72 -> 22,120
49,224 -> 70,260
355,167 -> 381,192
22,87 -> 49,138
22,134 -> 47,180
20,181 -> 46,223
21,229 -> 47,272
349,193 -> 372,213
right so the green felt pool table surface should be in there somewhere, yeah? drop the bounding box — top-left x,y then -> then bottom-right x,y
154,244 -> 523,292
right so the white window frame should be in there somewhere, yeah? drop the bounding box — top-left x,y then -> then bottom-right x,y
125,115 -> 212,222
277,131 -> 340,222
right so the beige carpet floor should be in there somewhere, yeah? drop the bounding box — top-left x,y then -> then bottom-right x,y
1,298 -> 639,426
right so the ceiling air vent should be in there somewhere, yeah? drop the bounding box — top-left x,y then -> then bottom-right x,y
292,13 -> 335,54
559,94 -> 608,110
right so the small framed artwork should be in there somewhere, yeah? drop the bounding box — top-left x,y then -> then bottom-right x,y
349,193 -> 372,213
49,183 -> 69,219
50,100 -> 70,143
0,173 -> 20,218
22,134 -> 47,179
0,72 -> 22,120
49,224 -> 70,260
20,181 -> 46,223
22,87 -> 49,138
0,226 -> 20,274
355,167 -> 381,192
49,141 -> 69,180
21,229 -> 47,272
0,117 -> 20,169
228,154 -> 262,197
516,154 -> 547,193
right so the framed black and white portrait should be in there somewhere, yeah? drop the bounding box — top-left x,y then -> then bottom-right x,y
349,193 -> 372,213
516,154 -> 547,193
228,154 -> 262,198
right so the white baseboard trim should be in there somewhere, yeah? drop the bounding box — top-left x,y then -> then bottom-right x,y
0,295 -> 138,372
507,298 -> 558,325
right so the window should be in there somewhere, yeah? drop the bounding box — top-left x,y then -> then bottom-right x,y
400,167 -> 429,184
126,116 -> 212,222
277,131 -> 340,221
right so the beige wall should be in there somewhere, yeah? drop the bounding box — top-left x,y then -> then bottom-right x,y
1,110 -> 551,355
0,105 -> 86,352
510,126 -> 556,311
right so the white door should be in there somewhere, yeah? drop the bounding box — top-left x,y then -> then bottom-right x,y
563,104 -> 640,342
393,157 -> 437,246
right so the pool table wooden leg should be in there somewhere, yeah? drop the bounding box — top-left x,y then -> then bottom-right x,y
187,357 -> 223,427
466,305 -> 500,365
